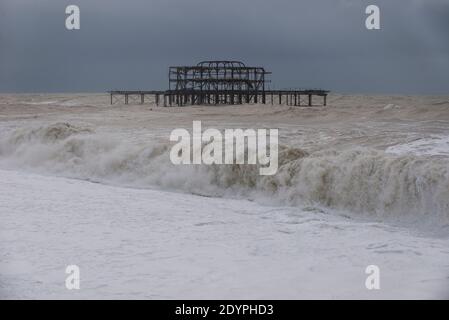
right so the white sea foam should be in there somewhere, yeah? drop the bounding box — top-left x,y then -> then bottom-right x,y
1,123 -> 448,230
2,168 -> 448,299
386,135 -> 449,157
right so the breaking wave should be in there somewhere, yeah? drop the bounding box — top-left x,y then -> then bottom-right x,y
1,123 -> 448,228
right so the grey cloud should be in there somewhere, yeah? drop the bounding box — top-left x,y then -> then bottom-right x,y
0,0 -> 448,93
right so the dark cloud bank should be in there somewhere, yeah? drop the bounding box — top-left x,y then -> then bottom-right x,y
1,0 -> 448,94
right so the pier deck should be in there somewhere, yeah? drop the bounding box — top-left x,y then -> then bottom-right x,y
109,89 -> 329,107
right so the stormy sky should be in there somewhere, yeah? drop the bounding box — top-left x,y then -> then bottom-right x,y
1,0 -> 448,94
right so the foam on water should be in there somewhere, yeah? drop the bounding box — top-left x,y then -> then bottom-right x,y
1,123 -> 448,230
386,135 -> 449,157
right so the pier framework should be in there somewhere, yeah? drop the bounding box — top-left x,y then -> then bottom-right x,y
109,61 -> 329,106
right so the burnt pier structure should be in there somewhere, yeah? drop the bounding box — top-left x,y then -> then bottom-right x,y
109,61 -> 329,106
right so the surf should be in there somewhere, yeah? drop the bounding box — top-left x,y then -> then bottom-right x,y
1,122 -> 448,230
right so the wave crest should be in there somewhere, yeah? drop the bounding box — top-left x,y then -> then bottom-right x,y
1,123 -> 448,228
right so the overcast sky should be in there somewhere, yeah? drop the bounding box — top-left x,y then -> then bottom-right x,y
1,0 -> 448,94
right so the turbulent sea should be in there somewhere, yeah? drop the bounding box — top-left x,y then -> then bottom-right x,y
1,94 -> 449,299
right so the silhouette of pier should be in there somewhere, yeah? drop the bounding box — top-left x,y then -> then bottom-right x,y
109,61 -> 329,106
